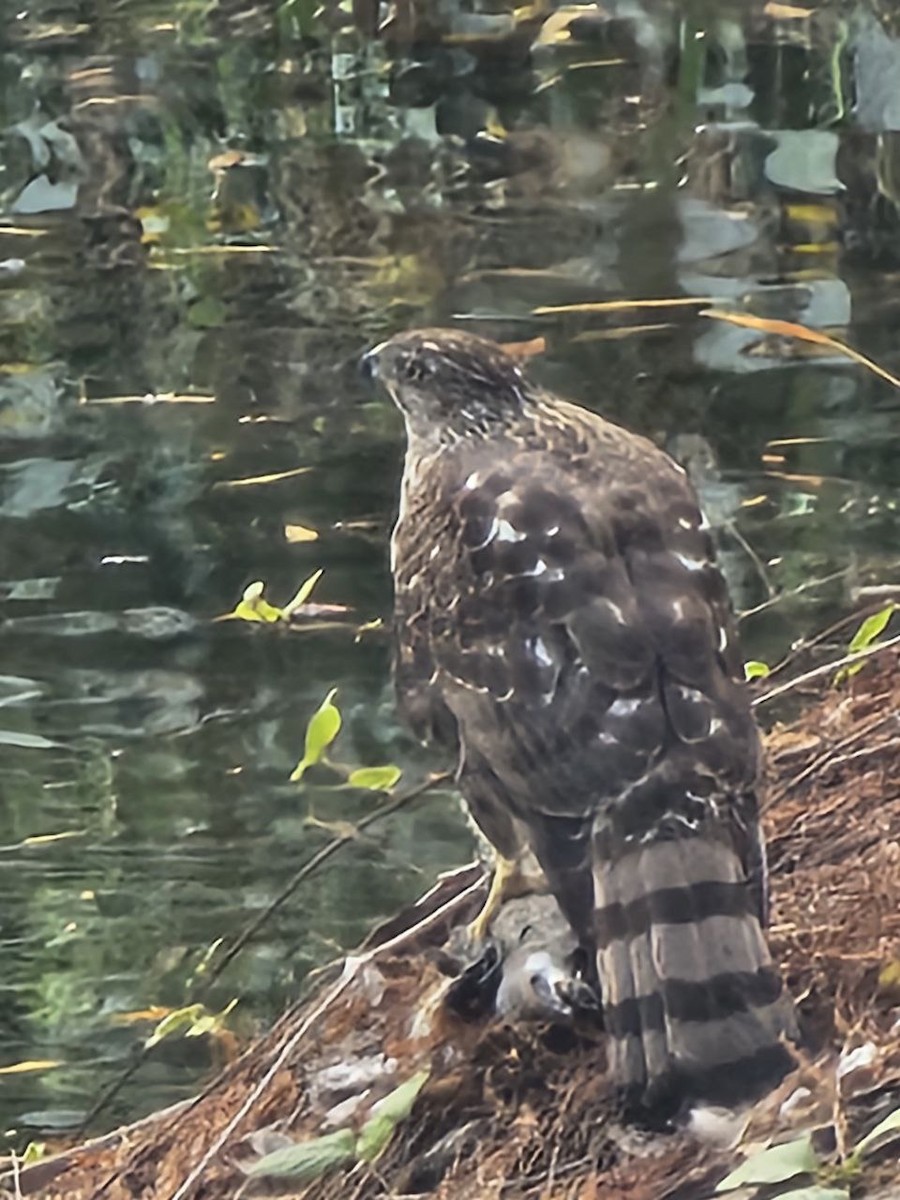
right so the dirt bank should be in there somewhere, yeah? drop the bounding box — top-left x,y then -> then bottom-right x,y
5,652 -> 900,1200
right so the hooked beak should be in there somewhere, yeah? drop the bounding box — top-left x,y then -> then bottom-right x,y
359,343 -> 385,383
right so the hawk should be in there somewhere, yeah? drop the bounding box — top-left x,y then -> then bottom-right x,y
363,328 -> 795,1111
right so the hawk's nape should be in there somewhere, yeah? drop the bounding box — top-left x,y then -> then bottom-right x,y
367,327 -> 796,1113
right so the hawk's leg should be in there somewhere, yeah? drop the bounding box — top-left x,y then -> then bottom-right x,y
461,767 -> 548,940
467,847 -> 548,942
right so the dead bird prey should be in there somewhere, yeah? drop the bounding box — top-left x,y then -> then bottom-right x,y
362,328 -> 795,1113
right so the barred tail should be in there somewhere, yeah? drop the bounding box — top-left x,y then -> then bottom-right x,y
593,833 -> 796,1111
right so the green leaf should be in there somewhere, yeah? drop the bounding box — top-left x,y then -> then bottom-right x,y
848,603 -> 896,653
21,1142 -> 46,1164
855,1106 -> 900,1157
348,765 -> 402,792
282,569 -> 324,618
744,660 -> 771,680
185,998 -> 238,1038
355,1113 -> 395,1163
356,1069 -> 429,1163
290,688 -> 341,781
145,1004 -> 205,1048
716,1134 -> 819,1191
186,1014 -> 216,1037
247,1128 -> 356,1180
145,999 -> 236,1047
189,937 -> 224,981
836,603 -> 897,682
370,1069 -> 430,1123
878,958 -> 900,992
221,580 -> 284,624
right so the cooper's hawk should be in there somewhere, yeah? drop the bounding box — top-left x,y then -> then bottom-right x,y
363,328 -> 795,1111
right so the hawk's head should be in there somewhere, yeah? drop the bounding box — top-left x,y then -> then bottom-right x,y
361,328 -> 532,442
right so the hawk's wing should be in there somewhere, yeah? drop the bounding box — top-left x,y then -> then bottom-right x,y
395,412 -> 764,923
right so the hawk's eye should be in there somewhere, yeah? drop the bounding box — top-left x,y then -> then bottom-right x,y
401,354 -> 435,385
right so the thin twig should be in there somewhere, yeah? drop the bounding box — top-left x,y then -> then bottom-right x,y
739,559 -> 900,628
756,599 -> 900,686
196,770 -> 453,993
831,735 -> 900,770
764,711 -> 897,813
738,565 -> 852,622
76,1054 -> 147,1142
753,633 -> 900,708
727,522 -> 774,598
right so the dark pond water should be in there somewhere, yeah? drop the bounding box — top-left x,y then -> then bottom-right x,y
3,0 -> 900,1143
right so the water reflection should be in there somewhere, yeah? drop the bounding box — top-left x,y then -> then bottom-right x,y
2,0 -> 900,1138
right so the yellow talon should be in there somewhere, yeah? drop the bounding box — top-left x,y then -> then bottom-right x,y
468,855 -> 524,942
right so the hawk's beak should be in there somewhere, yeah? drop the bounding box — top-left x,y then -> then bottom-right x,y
359,344 -> 384,383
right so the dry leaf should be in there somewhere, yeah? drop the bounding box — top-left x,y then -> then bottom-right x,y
22,830 -> 85,845
498,336 -> 546,360
532,6 -> 606,48
208,150 -> 246,171
701,309 -> 900,390
764,2 -> 813,17
213,466 -> 312,489
785,202 -> 838,225
284,523 -> 319,543
110,1006 -> 174,1025
571,322 -> 673,341
534,296 -> 716,315
0,1060 -> 61,1074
